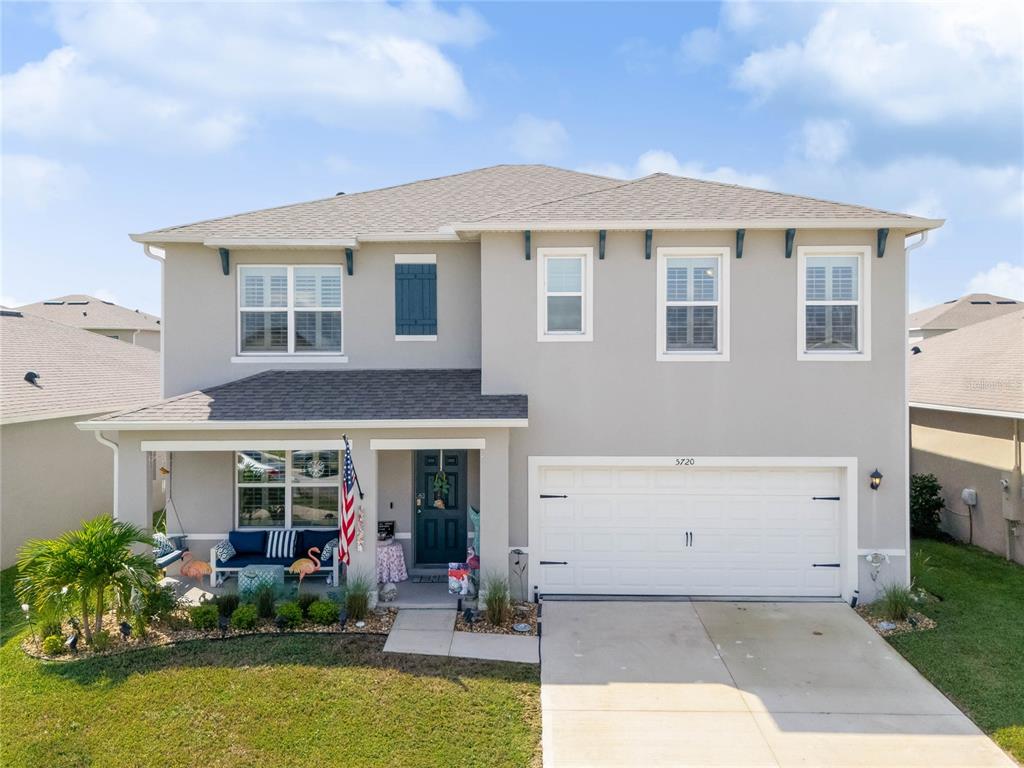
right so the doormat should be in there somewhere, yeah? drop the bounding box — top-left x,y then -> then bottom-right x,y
410,575 -> 446,583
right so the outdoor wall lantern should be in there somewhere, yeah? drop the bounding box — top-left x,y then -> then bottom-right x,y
869,469 -> 883,491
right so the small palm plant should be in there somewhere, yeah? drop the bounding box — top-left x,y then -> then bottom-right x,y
17,516 -> 158,644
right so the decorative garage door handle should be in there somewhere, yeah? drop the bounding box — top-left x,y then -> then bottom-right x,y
539,560 -> 568,565
540,494 -> 568,499
812,496 -> 841,501
812,562 -> 841,568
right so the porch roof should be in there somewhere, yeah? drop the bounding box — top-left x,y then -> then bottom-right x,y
77,369 -> 528,430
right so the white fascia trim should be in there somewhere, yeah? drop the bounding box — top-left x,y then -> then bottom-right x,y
395,253 -> 436,264
205,238 -> 357,249
4,407 -> 135,426
655,246 -> 731,363
370,438 -> 486,450
77,418 -> 529,431
452,218 -> 945,234
231,355 -> 349,364
141,439 -> 345,452
796,245 -> 872,362
395,335 -> 437,342
909,402 -> 1024,420
357,232 -> 461,243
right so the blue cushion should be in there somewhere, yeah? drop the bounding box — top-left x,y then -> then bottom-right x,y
155,550 -> 183,568
296,529 -> 337,558
216,554 -> 296,568
229,530 -> 266,555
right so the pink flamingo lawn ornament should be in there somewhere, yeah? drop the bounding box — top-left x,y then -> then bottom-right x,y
289,547 -> 321,588
179,551 -> 213,583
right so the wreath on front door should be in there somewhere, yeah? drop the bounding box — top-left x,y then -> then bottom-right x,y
432,470 -> 450,508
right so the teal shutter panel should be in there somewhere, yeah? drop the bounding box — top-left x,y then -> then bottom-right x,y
395,263 -> 437,335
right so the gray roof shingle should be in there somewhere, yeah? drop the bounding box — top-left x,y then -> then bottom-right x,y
909,293 -> 1022,332
90,369 -> 527,425
0,310 -> 160,424
17,294 -> 161,332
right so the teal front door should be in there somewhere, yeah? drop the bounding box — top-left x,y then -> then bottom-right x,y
414,450 -> 467,566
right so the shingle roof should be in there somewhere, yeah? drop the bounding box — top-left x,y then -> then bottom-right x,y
0,310 -> 160,424
132,164 -> 940,244
909,293 -> 1022,331
17,295 -> 161,332
87,369 -> 527,426
910,308 -> 1024,416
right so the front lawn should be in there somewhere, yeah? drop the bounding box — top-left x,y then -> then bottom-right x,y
889,539 -> 1024,762
0,568 -> 541,768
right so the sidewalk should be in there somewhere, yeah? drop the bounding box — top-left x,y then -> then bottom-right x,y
383,609 -> 538,664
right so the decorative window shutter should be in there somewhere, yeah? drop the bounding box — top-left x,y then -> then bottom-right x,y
395,263 -> 437,335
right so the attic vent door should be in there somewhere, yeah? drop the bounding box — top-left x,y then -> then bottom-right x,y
395,263 -> 437,336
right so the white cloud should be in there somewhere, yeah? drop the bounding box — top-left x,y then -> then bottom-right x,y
0,295 -> 30,310
722,0 -> 762,32
679,27 -> 721,66
2,3 -> 486,150
799,118 -> 851,164
967,262 -> 1024,300
734,2 -> 1023,124
509,115 -> 569,161
1,153 -> 88,209
634,150 -> 774,188
92,288 -> 120,305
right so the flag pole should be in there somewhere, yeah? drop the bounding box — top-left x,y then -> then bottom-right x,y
342,434 -> 365,499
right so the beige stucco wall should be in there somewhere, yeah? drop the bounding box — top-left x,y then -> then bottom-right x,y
1,415 -> 114,567
161,242 -> 481,396
910,407 -> 1022,564
480,228 -> 912,594
88,328 -> 161,351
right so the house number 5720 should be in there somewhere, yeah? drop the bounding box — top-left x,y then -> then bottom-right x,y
675,458 -> 695,466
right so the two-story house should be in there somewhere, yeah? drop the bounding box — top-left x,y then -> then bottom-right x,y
77,165 -> 942,603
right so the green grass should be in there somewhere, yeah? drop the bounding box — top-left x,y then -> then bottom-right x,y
888,539 -> 1024,762
0,567 -> 540,768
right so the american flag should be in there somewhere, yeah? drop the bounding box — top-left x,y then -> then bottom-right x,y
339,439 -> 356,565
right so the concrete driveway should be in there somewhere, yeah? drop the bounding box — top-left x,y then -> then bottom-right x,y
541,601 -> 1014,768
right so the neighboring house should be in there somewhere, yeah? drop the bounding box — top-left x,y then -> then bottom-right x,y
910,308 -> 1024,564
908,293 -> 1021,344
0,309 -> 163,567
75,164 -> 944,602
18,294 -> 162,351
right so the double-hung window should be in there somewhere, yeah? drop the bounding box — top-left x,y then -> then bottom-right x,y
797,246 -> 871,360
537,247 -> 594,342
238,266 -> 343,355
656,247 -> 730,361
236,449 -> 340,529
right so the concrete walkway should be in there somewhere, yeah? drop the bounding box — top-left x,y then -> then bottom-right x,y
383,609 -> 538,664
541,601 -> 1014,768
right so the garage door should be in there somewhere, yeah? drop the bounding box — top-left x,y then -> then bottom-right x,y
532,462 -> 845,597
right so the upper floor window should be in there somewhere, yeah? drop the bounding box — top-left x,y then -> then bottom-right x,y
797,246 -> 871,361
238,266 -> 342,355
537,247 -> 594,342
395,254 -> 437,341
656,247 -> 730,362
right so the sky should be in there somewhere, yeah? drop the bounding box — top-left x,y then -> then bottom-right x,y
2,1 -> 1022,316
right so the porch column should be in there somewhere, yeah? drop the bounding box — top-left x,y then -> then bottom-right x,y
114,433 -> 152,533
479,429 -> 510,596
348,437 -> 378,604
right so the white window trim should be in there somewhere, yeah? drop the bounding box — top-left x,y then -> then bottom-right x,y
797,245 -> 871,362
394,254 -> 438,342
395,335 -> 438,342
656,246 -> 730,362
537,247 -> 594,342
234,449 -> 341,530
236,264 -> 344,357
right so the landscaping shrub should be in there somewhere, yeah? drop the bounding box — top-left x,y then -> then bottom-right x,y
878,582 -> 914,621
297,592 -> 319,617
214,593 -> 240,617
38,606 -> 64,640
275,601 -> 303,629
230,604 -> 259,630
910,473 -> 945,539
307,599 -> 340,626
189,603 -> 219,631
41,635 -> 65,656
344,571 -> 371,622
143,584 -> 180,623
483,573 -> 511,626
254,585 -> 277,619
90,630 -> 112,652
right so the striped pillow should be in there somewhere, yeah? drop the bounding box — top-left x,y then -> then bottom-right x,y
265,529 -> 296,559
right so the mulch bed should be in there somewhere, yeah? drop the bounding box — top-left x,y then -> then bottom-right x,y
856,605 -> 937,637
22,607 -> 397,662
455,602 -> 537,636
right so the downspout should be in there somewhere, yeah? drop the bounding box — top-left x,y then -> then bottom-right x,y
143,244 -> 166,398
905,230 -> 929,254
1008,418 -> 1022,561
902,230 -> 928,587
94,431 -> 119,519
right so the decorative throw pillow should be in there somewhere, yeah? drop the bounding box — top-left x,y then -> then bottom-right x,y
152,532 -> 176,557
320,538 -> 339,563
265,529 -> 296,559
214,539 -> 236,563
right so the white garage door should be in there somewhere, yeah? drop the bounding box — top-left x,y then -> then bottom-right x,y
532,462 -> 845,597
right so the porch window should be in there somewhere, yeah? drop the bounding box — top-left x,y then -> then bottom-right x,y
236,449 -> 340,528
238,266 -> 342,355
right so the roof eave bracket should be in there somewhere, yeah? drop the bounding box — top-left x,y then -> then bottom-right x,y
877,228 -> 889,258
644,229 -> 652,260
345,247 -> 354,276
524,230 -> 532,261
784,229 -> 796,259
599,229 -> 606,260
218,248 -> 230,276
736,229 -> 745,259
